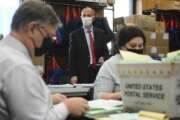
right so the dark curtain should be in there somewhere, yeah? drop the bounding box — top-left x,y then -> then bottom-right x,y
43,6 -> 81,84
169,28 -> 180,52
157,10 -> 180,32
156,10 -> 180,52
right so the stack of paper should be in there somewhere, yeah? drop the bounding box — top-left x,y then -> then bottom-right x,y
165,50 -> 180,63
118,49 -> 180,63
88,99 -> 123,110
74,83 -> 94,88
86,99 -> 123,118
48,83 -> 94,88
110,113 -> 138,120
119,50 -> 160,63
138,111 -> 169,120
48,84 -> 75,88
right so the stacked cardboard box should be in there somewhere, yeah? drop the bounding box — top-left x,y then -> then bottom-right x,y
124,15 -> 157,31
144,31 -> 169,55
122,15 -> 169,55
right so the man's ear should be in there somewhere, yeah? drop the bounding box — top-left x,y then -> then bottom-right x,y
26,21 -> 38,36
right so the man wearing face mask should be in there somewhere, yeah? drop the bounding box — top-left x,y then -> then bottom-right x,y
94,26 -> 146,100
69,7 -> 109,84
34,33 -> 53,56
0,1 -> 89,120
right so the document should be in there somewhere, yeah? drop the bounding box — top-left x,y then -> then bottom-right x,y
86,99 -> 123,118
88,99 -> 123,110
138,111 -> 169,120
110,113 -> 138,120
119,50 -> 159,63
165,50 -> 180,63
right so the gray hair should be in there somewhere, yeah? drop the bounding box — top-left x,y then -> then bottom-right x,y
11,0 -> 59,31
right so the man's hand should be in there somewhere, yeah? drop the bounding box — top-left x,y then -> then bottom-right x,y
64,97 -> 89,116
70,76 -> 78,84
98,57 -> 104,65
52,94 -> 67,104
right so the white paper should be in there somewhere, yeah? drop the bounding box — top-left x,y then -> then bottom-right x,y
48,84 -> 74,88
110,113 -> 138,120
88,99 -> 123,110
74,83 -> 94,87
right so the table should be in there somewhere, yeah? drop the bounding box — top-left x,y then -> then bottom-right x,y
48,84 -> 94,98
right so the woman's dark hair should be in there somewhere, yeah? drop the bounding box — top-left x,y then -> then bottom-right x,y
114,26 -> 146,53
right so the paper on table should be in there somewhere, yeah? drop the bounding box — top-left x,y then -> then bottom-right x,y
96,118 -> 112,120
74,83 -> 94,87
48,83 -> 94,88
110,113 -> 138,120
48,84 -> 75,88
88,99 -> 123,110
138,111 -> 169,120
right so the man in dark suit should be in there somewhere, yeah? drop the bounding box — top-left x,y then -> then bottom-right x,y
69,7 -> 109,84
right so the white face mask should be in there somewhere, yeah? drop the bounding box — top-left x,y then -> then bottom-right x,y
81,17 -> 93,27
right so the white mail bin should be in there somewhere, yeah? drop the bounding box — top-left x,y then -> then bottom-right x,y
117,63 -> 180,118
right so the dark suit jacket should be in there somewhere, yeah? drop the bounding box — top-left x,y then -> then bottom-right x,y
69,27 -> 109,83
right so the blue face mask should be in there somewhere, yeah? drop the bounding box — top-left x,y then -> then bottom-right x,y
35,37 -> 52,56
127,48 -> 144,54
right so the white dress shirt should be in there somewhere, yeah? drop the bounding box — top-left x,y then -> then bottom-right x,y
0,35 -> 69,120
83,27 -> 94,64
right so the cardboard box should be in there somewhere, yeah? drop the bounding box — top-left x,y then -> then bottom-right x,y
155,21 -> 166,33
156,33 -> 169,46
117,63 -> 180,118
143,31 -> 169,54
123,15 -> 166,32
114,17 -> 125,31
145,46 -> 169,55
124,15 -> 157,31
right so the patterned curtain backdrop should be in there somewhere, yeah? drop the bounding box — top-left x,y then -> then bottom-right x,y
157,10 -> 180,52
44,5 -> 82,84
157,10 -> 180,31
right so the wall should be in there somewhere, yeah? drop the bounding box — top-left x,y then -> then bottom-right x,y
0,0 -> 19,36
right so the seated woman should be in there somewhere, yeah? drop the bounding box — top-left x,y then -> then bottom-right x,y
94,26 -> 146,100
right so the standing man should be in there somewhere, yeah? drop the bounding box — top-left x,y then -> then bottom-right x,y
0,1 -> 89,120
69,7 -> 109,84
